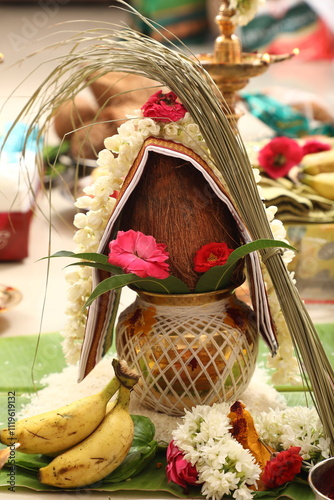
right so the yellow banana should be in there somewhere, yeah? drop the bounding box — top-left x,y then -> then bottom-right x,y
38,382 -> 136,488
301,150 -> 334,175
0,373 -> 121,455
301,172 -> 334,201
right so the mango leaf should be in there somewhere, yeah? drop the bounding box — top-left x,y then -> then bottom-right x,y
65,261 -> 122,274
195,239 -> 296,293
85,274 -> 190,307
134,275 -> 191,294
46,250 -> 122,275
48,251 -> 191,297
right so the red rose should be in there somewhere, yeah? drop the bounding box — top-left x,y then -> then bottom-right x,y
262,447 -> 303,489
141,91 -> 187,123
166,441 -> 199,490
193,242 -> 234,273
302,139 -> 331,155
258,137 -> 304,179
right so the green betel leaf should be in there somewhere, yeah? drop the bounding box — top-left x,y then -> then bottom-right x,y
194,239 -> 296,293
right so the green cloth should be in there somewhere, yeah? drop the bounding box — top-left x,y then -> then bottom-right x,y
1,326 -> 333,497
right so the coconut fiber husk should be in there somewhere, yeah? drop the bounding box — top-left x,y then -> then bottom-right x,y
119,151 -> 245,290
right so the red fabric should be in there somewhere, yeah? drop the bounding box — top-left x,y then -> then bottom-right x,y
0,211 -> 34,261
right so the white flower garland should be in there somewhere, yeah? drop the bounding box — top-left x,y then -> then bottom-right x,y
62,108 -> 300,387
172,403 -> 261,500
254,407 -> 330,466
171,403 -> 330,500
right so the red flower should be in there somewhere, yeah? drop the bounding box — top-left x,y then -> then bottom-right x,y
193,242 -> 234,273
258,137 -> 304,179
108,230 -> 170,279
262,447 -> 303,489
302,139 -> 331,155
166,441 -> 199,490
141,91 -> 187,123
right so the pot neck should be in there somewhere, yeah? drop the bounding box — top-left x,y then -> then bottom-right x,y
133,287 -> 235,306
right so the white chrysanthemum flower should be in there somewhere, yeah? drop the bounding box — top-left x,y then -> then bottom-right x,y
172,403 -> 260,500
254,407 -> 330,465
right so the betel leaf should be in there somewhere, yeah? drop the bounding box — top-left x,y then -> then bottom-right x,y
130,414 -> 156,448
195,239 -> 296,293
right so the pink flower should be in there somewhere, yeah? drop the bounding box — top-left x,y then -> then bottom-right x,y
302,139 -> 331,155
108,230 -> 170,279
166,441 -> 199,490
141,91 -> 187,123
258,137 -> 304,179
193,242 -> 234,273
262,447 -> 303,489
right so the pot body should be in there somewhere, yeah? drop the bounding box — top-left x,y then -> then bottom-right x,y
116,289 -> 258,416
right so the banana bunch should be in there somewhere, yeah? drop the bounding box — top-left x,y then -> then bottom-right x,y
301,172 -> 334,201
38,381 -> 136,488
299,149 -> 334,201
0,370 -> 122,455
0,359 -> 140,489
301,149 -> 334,175
38,359 -> 140,488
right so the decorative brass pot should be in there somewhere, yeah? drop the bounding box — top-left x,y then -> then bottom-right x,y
116,288 -> 258,416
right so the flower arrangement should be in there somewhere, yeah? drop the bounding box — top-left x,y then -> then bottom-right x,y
257,136 -> 331,181
5,12 -> 333,468
58,91 -> 296,389
166,401 -> 330,500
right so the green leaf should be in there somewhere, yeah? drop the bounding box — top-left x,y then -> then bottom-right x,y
65,261 -> 122,274
134,275 -> 191,294
47,250 -> 108,265
195,239 -> 296,293
85,274 -> 191,307
46,251 -> 191,295
130,414 -> 156,447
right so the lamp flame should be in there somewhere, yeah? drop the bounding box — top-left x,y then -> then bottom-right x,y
261,53 -> 271,63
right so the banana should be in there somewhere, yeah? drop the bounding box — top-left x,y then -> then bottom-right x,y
301,172 -> 334,201
301,150 -> 334,175
0,372 -> 121,455
38,374 -> 138,488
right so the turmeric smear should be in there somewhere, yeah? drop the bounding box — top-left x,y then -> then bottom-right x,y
228,401 -> 276,491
